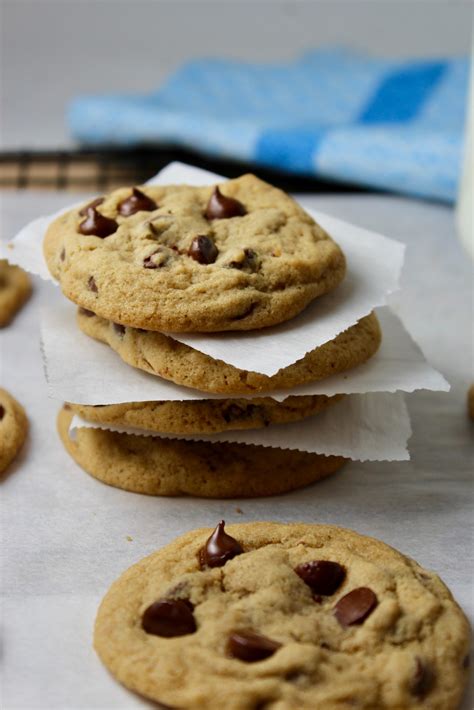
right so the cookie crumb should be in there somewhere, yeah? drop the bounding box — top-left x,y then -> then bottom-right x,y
126,535 -> 133,542
235,507 -> 244,514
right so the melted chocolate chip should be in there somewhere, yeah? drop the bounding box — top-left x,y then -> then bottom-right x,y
227,631 -> 281,662
78,307 -> 95,317
60,248 -> 66,262
188,235 -> 218,264
232,301 -> 258,321
463,654 -> 470,669
118,187 -> 158,216
410,658 -> 435,698
143,248 -> 169,269
199,520 -> 243,568
229,248 -> 258,271
78,207 -> 118,238
222,403 -> 258,423
0,405 -> 5,421
141,599 -> 196,638
205,186 -> 246,220
295,560 -> 345,596
112,323 -> 126,336
334,587 -> 378,626
79,197 -> 104,216
87,276 -> 98,293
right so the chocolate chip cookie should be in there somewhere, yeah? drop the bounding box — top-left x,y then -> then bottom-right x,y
76,309 -> 381,394
58,406 -> 345,497
69,394 -> 342,435
94,521 -> 470,709
44,175 -> 346,332
0,388 -> 28,473
0,260 -> 31,327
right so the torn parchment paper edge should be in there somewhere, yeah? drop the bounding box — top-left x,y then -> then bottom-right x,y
68,391 -> 412,462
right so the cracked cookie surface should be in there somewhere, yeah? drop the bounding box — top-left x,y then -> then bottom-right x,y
0,388 -> 28,473
69,393 -> 342,435
76,309 -> 381,394
94,521 -> 470,710
44,175 -> 345,332
0,260 -> 31,327
58,406 -> 345,498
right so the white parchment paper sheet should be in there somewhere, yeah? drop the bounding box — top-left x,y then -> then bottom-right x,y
70,392 -> 412,462
40,301 -> 448,404
2,162 -> 405,375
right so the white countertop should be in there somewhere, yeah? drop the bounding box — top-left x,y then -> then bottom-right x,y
1,190 -> 472,708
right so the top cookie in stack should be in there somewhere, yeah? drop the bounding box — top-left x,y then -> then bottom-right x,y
43,175 -> 346,333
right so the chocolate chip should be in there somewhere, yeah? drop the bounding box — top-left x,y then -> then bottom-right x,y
79,197 -> 104,216
199,520 -> 243,568
463,654 -> 470,669
78,307 -> 95,317
118,187 -> 158,216
334,587 -> 378,626
112,323 -> 125,336
188,235 -> 218,265
0,405 -> 5,421
222,403 -> 258,423
229,249 -> 258,272
141,599 -> 196,638
205,186 -> 246,220
60,248 -> 66,261
78,207 -> 118,238
232,301 -> 258,321
143,248 -> 169,269
295,561 -> 345,596
87,276 -> 98,293
410,658 -> 435,698
227,631 -> 281,662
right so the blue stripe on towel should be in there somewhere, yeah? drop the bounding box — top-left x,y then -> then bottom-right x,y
359,61 -> 448,123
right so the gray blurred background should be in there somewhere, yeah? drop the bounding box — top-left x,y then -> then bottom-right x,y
1,0 -> 472,150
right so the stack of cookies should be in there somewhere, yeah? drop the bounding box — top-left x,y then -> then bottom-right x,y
44,174 -> 382,498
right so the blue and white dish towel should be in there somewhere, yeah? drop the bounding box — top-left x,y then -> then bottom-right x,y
69,49 -> 469,203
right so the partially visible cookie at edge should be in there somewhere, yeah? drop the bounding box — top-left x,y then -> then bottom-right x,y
44,175 -> 346,332
94,521 -> 470,710
0,388 -> 28,473
69,394 -> 343,435
0,260 -> 32,327
76,309 -> 381,395
58,406 -> 345,498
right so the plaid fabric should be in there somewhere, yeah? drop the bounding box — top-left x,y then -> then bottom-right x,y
69,49 -> 469,203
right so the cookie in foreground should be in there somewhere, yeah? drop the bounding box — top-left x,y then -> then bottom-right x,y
44,175 -> 345,332
57,406 -> 345,498
76,309 -> 381,394
0,388 -> 28,473
0,260 -> 32,327
94,521 -> 470,709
